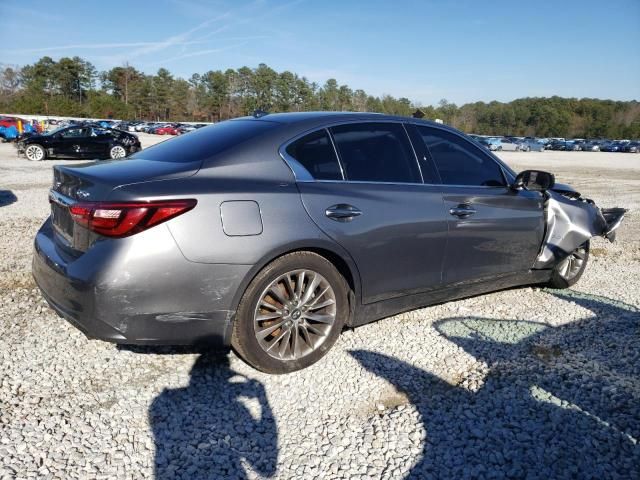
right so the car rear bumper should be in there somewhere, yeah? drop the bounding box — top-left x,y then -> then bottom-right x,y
32,218 -> 252,345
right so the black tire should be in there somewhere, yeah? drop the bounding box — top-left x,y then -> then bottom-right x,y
547,241 -> 589,289
231,251 -> 350,374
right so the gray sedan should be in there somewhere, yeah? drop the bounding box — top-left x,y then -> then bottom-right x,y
32,112 -> 625,373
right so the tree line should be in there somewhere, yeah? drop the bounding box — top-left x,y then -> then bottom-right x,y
1,56 -> 638,138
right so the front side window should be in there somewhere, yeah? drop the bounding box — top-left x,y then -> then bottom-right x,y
416,126 -> 506,187
330,123 -> 421,183
60,128 -> 87,138
285,129 -> 342,181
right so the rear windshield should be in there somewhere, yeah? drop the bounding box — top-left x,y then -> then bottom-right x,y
130,119 -> 276,163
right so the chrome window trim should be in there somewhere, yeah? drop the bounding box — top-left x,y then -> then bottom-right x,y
408,121 -> 510,188
279,119 -> 424,185
326,127 -> 346,181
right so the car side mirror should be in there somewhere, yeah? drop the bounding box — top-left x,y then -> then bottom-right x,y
513,170 -> 555,191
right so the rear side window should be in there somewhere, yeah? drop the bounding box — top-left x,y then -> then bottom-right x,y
285,129 -> 342,180
330,123 -> 421,183
130,119 -> 276,163
416,126 -> 506,187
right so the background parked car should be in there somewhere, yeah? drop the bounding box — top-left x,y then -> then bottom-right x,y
621,141 -> 640,153
153,124 -> 181,135
515,139 -> 544,152
581,141 -> 600,152
17,125 -> 140,161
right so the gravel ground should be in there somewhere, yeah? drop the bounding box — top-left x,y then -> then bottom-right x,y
1,136 -> 639,479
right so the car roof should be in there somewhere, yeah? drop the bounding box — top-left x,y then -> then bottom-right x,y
229,111 -> 460,134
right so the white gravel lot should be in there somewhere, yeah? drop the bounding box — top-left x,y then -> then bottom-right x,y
0,135 -> 639,479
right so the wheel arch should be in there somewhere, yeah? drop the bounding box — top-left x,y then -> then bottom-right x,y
223,241 -> 362,344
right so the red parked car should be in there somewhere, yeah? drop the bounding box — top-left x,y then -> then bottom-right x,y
153,124 -> 180,135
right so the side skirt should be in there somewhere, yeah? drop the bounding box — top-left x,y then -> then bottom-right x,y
350,270 -> 552,327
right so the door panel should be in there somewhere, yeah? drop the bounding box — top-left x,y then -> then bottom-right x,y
441,186 -> 545,284
298,182 -> 448,303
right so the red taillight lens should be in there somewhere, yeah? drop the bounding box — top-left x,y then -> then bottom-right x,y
69,199 -> 196,238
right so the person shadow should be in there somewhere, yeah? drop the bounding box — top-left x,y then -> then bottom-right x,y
149,351 -> 277,480
0,190 -> 17,207
351,290 -> 640,479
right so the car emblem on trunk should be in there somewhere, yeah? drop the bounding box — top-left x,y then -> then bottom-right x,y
76,190 -> 90,199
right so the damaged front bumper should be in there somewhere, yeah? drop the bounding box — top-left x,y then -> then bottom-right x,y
534,187 -> 627,269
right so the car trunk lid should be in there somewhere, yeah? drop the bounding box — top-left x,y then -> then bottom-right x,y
50,158 -> 201,250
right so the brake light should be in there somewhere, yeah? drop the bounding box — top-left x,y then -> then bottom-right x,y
69,199 -> 196,238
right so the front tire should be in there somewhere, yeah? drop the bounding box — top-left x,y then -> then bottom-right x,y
547,241 -> 589,289
232,252 -> 350,374
25,144 -> 45,161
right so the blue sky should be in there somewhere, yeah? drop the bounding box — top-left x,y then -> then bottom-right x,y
1,0 -> 639,106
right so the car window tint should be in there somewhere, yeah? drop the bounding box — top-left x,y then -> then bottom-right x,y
285,129 -> 342,180
416,126 -> 505,187
61,128 -> 86,138
330,123 -> 420,183
130,119 -> 277,163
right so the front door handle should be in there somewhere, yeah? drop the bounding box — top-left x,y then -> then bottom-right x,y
449,204 -> 476,218
325,204 -> 362,222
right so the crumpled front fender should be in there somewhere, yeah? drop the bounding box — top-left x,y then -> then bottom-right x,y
534,190 -> 627,269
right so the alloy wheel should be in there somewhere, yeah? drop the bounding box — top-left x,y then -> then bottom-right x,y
25,145 -> 44,161
557,245 -> 587,280
254,269 -> 337,361
110,145 -> 127,159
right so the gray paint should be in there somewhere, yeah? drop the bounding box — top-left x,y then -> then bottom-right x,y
32,112 -> 625,346
220,201 -> 263,236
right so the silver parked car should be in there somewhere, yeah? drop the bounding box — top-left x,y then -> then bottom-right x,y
32,112 -> 626,373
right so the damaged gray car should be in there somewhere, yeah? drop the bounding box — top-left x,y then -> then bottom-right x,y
32,112 -> 626,373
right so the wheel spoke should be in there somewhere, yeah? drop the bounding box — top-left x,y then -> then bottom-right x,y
301,272 -> 320,305
292,325 -> 302,359
303,312 -> 334,324
283,274 -> 295,298
306,286 -> 330,307
256,312 -> 282,322
295,271 -> 305,299
256,319 -> 287,340
266,326 -> 290,352
299,323 -> 313,348
304,322 -> 325,336
276,328 -> 292,358
268,285 -> 287,306
259,300 -> 281,313
307,298 -> 335,311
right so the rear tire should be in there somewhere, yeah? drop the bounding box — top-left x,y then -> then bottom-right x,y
109,145 -> 127,159
547,241 -> 589,289
231,252 -> 350,374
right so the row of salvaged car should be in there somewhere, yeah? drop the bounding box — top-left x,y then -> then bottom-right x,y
469,135 -> 640,153
43,119 -> 210,136
116,121 -> 209,135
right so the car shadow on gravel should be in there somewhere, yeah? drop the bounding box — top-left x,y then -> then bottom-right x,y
148,351 -> 277,480
351,290 -> 639,479
0,190 -> 17,207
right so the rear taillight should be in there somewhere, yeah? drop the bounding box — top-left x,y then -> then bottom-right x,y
68,199 -> 196,238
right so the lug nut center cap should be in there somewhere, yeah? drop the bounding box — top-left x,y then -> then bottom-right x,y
291,309 -> 302,320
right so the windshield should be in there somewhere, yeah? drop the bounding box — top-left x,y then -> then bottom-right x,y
44,126 -> 70,136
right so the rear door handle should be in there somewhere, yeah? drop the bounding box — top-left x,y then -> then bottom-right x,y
325,204 -> 362,222
449,204 -> 476,218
